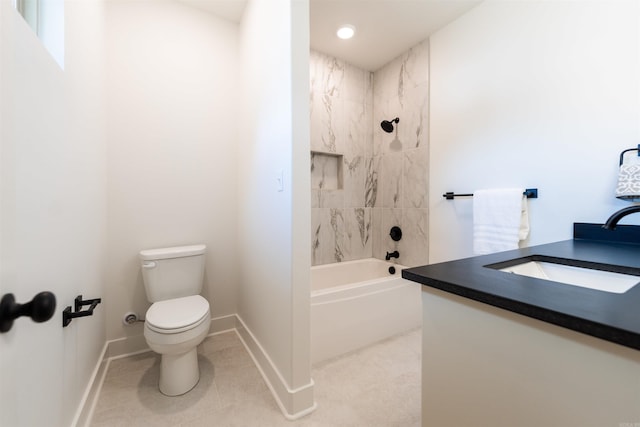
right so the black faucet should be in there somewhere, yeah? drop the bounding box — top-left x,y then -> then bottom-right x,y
385,251 -> 399,260
602,205 -> 640,230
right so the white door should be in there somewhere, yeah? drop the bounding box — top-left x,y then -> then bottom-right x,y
1,1 -> 106,426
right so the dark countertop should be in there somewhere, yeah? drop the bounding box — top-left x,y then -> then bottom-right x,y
402,223 -> 640,350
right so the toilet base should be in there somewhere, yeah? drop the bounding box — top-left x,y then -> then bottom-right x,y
159,347 -> 199,396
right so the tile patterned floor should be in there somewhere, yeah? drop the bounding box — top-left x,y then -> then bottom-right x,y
91,328 -> 421,427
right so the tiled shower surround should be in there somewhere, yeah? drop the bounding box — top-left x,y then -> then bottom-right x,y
310,40 -> 429,267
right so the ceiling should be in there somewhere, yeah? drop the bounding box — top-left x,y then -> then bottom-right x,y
310,0 -> 481,71
177,0 -> 481,71
177,0 -> 247,23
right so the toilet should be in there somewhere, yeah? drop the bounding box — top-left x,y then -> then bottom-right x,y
139,244 -> 210,396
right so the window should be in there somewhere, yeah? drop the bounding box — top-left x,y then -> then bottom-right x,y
13,0 -> 64,69
15,0 -> 39,33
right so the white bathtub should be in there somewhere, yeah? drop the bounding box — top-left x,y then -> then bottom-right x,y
311,258 -> 421,364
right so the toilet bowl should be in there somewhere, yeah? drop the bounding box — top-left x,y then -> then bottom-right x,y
139,244 -> 210,396
144,295 -> 210,396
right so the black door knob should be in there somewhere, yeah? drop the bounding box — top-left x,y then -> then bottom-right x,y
0,292 -> 57,333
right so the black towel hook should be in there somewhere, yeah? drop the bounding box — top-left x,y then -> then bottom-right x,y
62,295 -> 101,327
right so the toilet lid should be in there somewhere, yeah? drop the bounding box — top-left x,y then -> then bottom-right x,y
145,295 -> 209,331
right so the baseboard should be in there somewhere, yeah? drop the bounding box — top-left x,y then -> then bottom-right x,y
235,315 -> 316,419
75,313 -> 315,425
71,341 -> 110,427
105,314 -> 239,359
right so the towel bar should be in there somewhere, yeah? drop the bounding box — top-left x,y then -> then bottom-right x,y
443,188 -> 538,200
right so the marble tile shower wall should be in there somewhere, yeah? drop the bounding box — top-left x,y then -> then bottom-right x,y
310,41 -> 429,267
372,40 -> 429,268
310,50 -> 374,265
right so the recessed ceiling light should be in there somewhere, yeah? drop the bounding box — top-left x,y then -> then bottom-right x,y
336,25 -> 355,40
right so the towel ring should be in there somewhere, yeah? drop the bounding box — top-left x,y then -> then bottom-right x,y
619,145 -> 640,166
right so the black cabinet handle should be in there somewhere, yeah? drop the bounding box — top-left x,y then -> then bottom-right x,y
0,292 -> 57,333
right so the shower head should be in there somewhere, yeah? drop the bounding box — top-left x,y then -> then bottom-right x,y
381,117 -> 399,133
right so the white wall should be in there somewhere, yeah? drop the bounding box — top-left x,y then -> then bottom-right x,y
105,1 -> 240,341
429,0 -> 640,263
238,0 -> 314,417
0,1 -> 107,425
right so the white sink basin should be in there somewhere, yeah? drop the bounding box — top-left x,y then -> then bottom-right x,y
499,261 -> 640,294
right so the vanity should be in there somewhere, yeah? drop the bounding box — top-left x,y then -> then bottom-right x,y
403,223 -> 640,427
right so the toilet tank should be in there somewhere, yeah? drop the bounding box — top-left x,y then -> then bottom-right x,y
139,244 -> 206,302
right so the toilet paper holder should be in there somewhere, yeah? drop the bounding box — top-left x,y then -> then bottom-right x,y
62,295 -> 101,327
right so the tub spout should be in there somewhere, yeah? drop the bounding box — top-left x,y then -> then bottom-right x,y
602,205 -> 640,230
385,251 -> 399,261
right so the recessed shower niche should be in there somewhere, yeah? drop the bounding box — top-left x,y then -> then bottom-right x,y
311,151 -> 343,191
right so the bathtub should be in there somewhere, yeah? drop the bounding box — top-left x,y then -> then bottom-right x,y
310,258 -> 421,364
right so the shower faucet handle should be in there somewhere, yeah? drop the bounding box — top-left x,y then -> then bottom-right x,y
389,226 -> 402,241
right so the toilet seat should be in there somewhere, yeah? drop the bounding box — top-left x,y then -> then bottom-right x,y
146,295 -> 209,334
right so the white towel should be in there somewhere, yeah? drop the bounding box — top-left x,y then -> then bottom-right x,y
616,163 -> 640,202
473,188 -> 530,255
